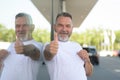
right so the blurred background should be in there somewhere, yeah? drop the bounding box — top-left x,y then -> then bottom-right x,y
0,0 -> 120,56
0,0 -> 120,80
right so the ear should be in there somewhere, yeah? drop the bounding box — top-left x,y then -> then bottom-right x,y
30,24 -> 35,32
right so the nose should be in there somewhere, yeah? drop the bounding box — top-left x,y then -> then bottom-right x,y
62,26 -> 66,31
19,26 -> 24,31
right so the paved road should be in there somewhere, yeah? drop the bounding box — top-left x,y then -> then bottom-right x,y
88,57 -> 120,80
38,57 -> 120,80
37,62 -> 50,80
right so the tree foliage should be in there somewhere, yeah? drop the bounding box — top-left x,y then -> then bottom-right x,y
32,29 -> 50,43
70,28 -> 104,50
1,23 -> 120,50
0,24 -> 15,42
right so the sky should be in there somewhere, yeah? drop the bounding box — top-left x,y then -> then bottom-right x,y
0,0 -> 120,32
78,0 -> 120,32
0,0 -> 50,31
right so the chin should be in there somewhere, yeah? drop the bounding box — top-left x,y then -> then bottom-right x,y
59,37 -> 69,42
19,38 -> 28,41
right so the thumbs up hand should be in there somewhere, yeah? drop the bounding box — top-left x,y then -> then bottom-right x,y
14,38 -> 24,54
49,32 -> 59,56
44,32 -> 59,60
54,32 -> 58,42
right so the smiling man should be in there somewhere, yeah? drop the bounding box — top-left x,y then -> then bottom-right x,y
0,13 -> 43,80
43,12 -> 93,80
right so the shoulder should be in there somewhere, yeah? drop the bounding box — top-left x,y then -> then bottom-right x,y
31,40 -> 43,46
44,42 -> 50,46
8,42 -> 14,49
69,41 -> 81,46
25,40 -> 43,51
42,42 -> 50,49
69,41 -> 82,50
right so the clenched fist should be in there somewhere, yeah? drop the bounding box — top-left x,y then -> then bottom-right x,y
77,49 -> 90,63
0,49 -> 9,60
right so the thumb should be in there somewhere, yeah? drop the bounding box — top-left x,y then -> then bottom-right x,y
54,32 -> 58,42
15,37 -> 23,46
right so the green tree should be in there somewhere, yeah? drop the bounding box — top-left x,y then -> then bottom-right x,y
70,28 -> 104,50
33,29 -> 50,43
1,23 -> 120,50
0,24 -> 15,42
114,30 -> 120,49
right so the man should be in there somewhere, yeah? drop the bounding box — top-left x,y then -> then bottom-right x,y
43,12 -> 93,80
0,13 -> 43,80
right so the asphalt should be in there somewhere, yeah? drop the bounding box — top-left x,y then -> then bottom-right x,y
37,62 -> 50,80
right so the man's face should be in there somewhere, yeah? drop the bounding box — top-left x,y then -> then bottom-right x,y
54,16 -> 73,42
15,17 -> 32,41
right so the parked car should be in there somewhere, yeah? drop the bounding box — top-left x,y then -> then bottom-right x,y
99,50 -> 113,57
118,50 -> 120,57
82,46 -> 99,65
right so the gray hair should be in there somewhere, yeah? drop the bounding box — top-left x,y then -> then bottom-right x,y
55,12 -> 72,22
15,13 -> 33,25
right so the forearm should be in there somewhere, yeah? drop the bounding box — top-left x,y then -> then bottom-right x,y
44,45 -> 54,60
84,60 -> 93,76
44,50 -> 54,61
23,44 -> 40,60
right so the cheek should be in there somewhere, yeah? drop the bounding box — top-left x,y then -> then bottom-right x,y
15,27 -> 21,32
69,28 -> 73,32
25,27 -> 31,31
55,28 -> 60,33
26,29 -> 32,34
15,29 -> 18,34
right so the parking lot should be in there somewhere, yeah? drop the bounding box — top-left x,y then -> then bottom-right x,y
37,57 -> 120,80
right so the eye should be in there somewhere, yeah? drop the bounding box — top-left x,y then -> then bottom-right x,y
15,25 -> 20,28
23,24 -> 29,27
66,25 -> 72,28
56,24 -> 63,28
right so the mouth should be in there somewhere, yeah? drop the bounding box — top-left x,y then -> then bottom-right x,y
60,33 -> 68,37
17,32 -> 26,36
60,31 -> 68,35
17,32 -> 26,38
58,33 -> 69,41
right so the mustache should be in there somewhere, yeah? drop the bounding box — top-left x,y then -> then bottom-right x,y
60,31 -> 68,34
17,32 -> 25,34
16,32 -> 26,36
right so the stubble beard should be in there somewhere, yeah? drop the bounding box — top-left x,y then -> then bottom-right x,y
58,34 -> 69,42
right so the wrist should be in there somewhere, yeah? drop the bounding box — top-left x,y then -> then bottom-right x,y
84,59 -> 91,64
23,45 -> 36,56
